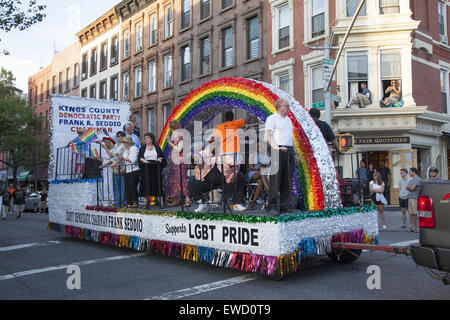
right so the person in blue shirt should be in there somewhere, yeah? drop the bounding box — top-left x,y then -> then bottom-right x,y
346,82 -> 372,109
124,122 -> 141,149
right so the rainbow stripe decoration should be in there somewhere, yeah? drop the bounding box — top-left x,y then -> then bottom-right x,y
158,78 -> 341,211
71,143 -> 79,154
76,128 -> 98,145
90,148 -> 99,158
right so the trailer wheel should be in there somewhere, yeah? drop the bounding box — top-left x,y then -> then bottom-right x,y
328,249 -> 362,264
257,271 -> 289,281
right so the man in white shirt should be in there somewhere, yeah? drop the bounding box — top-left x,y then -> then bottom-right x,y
398,168 -> 410,229
125,122 -> 141,149
265,98 -> 298,214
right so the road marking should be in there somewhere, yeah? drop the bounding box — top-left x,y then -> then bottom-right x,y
389,240 -> 419,247
148,274 -> 257,300
0,241 -> 62,252
0,253 -> 148,281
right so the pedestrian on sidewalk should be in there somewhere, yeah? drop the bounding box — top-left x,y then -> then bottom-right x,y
12,185 -> 26,219
398,168 -> 410,229
369,172 -> 388,229
1,188 -> 10,219
406,167 -> 421,232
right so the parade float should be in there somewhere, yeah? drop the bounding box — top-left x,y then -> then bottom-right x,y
47,78 -> 378,279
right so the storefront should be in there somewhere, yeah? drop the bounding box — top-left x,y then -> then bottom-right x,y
333,106 -> 450,205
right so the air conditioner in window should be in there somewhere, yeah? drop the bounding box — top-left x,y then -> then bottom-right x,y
440,34 -> 448,45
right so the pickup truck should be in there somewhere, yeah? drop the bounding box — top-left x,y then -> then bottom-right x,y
410,180 -> 450,285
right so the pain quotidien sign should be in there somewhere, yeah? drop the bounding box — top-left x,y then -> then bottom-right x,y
355,137 -> 410,145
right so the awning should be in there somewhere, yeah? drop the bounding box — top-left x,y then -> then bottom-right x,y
17,170 -> 33,182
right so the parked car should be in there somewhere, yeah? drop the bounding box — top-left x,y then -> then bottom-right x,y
25,192 -> 41,213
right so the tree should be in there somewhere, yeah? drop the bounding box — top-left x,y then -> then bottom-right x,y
0,68 -> 48,186
0,0 -> 47,55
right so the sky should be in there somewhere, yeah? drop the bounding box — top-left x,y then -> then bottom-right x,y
0,0 -> 121,93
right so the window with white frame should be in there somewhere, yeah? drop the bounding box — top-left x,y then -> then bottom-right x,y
122,71 -> 129,101
201,0 -> 210,20
381,50 -> 402,100
222,27 -> 233,68
81,53 -> 88,79
438,1 -> 447,43
111,35 -> 119,64
181,45 -> 191,81
123,30 -> 130,59
278,4 -> 290,50
379,0 -> 399,15
111,75 -> 118,101
90,47 -> 97,76
149,13 -> 157,45
311,0 -> 325,38
100,80 -> 107,100
136,22 -> 143,52
65,67 -> 70,91
100,41 -> 108,70
89,84 -> 96,99
248,16 -> 260,59
200,37 -> 210,75
311,65 -> 324,107
441,69 -> 448,114
147,108 -> 155,134
73,63 -> 79,87
346,0 -> 366,17
347,53 -> 368,101
165,5 -> 173,38
164,53 -> 173,87
135,66 -> 142,98
276,72 -> 291,95
148,60 -> 156,93
182,0 -> 191,30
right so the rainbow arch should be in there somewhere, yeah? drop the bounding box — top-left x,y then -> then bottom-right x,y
158,78 -> 341,211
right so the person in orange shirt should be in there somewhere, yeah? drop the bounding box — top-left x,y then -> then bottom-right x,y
7,184 -> 15,214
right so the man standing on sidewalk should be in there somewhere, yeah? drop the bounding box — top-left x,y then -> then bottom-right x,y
398,168 -> 410,229
406,167 -> 421,232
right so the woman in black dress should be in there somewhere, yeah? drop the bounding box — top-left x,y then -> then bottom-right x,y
138,133 -> 167,209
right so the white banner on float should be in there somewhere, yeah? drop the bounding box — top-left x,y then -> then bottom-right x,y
49,95 -> 130,180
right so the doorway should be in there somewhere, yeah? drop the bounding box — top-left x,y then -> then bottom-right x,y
389,150 -> 417,205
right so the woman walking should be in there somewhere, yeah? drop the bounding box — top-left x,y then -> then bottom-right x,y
119,136 -> 140,208
166,120 -> 191,208
138,133 -> 166,209
369,171 -> 388,229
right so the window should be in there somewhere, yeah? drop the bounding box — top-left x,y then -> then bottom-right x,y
122,71 -> 129,101
58,72 -> 63,93
135,66 -> 142,98
82,53 -> 88,79
91,47 -> 97,75
347,53 -> 368,101
379,0 -> 399,15
164,53 -> 173,88
222,27 -> 233,68
200,0 -> 210,20
99,80 -> 107,100
346,0 -> 366,17
148,60 -> 157,93
45,110 -> 48,130
181,45 -> 191,81
46,80 -> 50,100
200,37 -> 210,75
311,65 -> 324,107
438,1 -> 447,42
165,5 -> 173,38
278,4 -> 290,50
277,72 -> 291,94
248,16 -> 260,59
34,86 -> 37,105
123,30 -> 130,59
222,0 -> 233,10
29,89 -> 32,106
149,13 -> 158,45
136,22 -> 143,52
40,83 -> 44,103
147,108 -> 155,134
73,63 -> 79,87
81,88 -> 87,98
111,75 -> 118,101
381,51 -> 402,99
100,41 -> 108,70
89,84 -> 96,99
66,67 -> 70,91
181,0 -> 191,30
311,0 -> 325,38
163,103 -> 173,124
441,69 -> 448,114
111,35 -> 119,64
52,75 -> 56,94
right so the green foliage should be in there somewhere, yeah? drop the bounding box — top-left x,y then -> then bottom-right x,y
0,0 -> 47,55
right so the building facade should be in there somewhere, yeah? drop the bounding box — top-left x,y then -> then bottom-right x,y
77,8 -> 122,102
116,0 -> 268,139
268,0 -> 450,205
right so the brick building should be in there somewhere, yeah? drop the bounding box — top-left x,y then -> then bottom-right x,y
116,0 -> 268,140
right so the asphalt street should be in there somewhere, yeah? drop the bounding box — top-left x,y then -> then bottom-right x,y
0,208 -> 449,301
